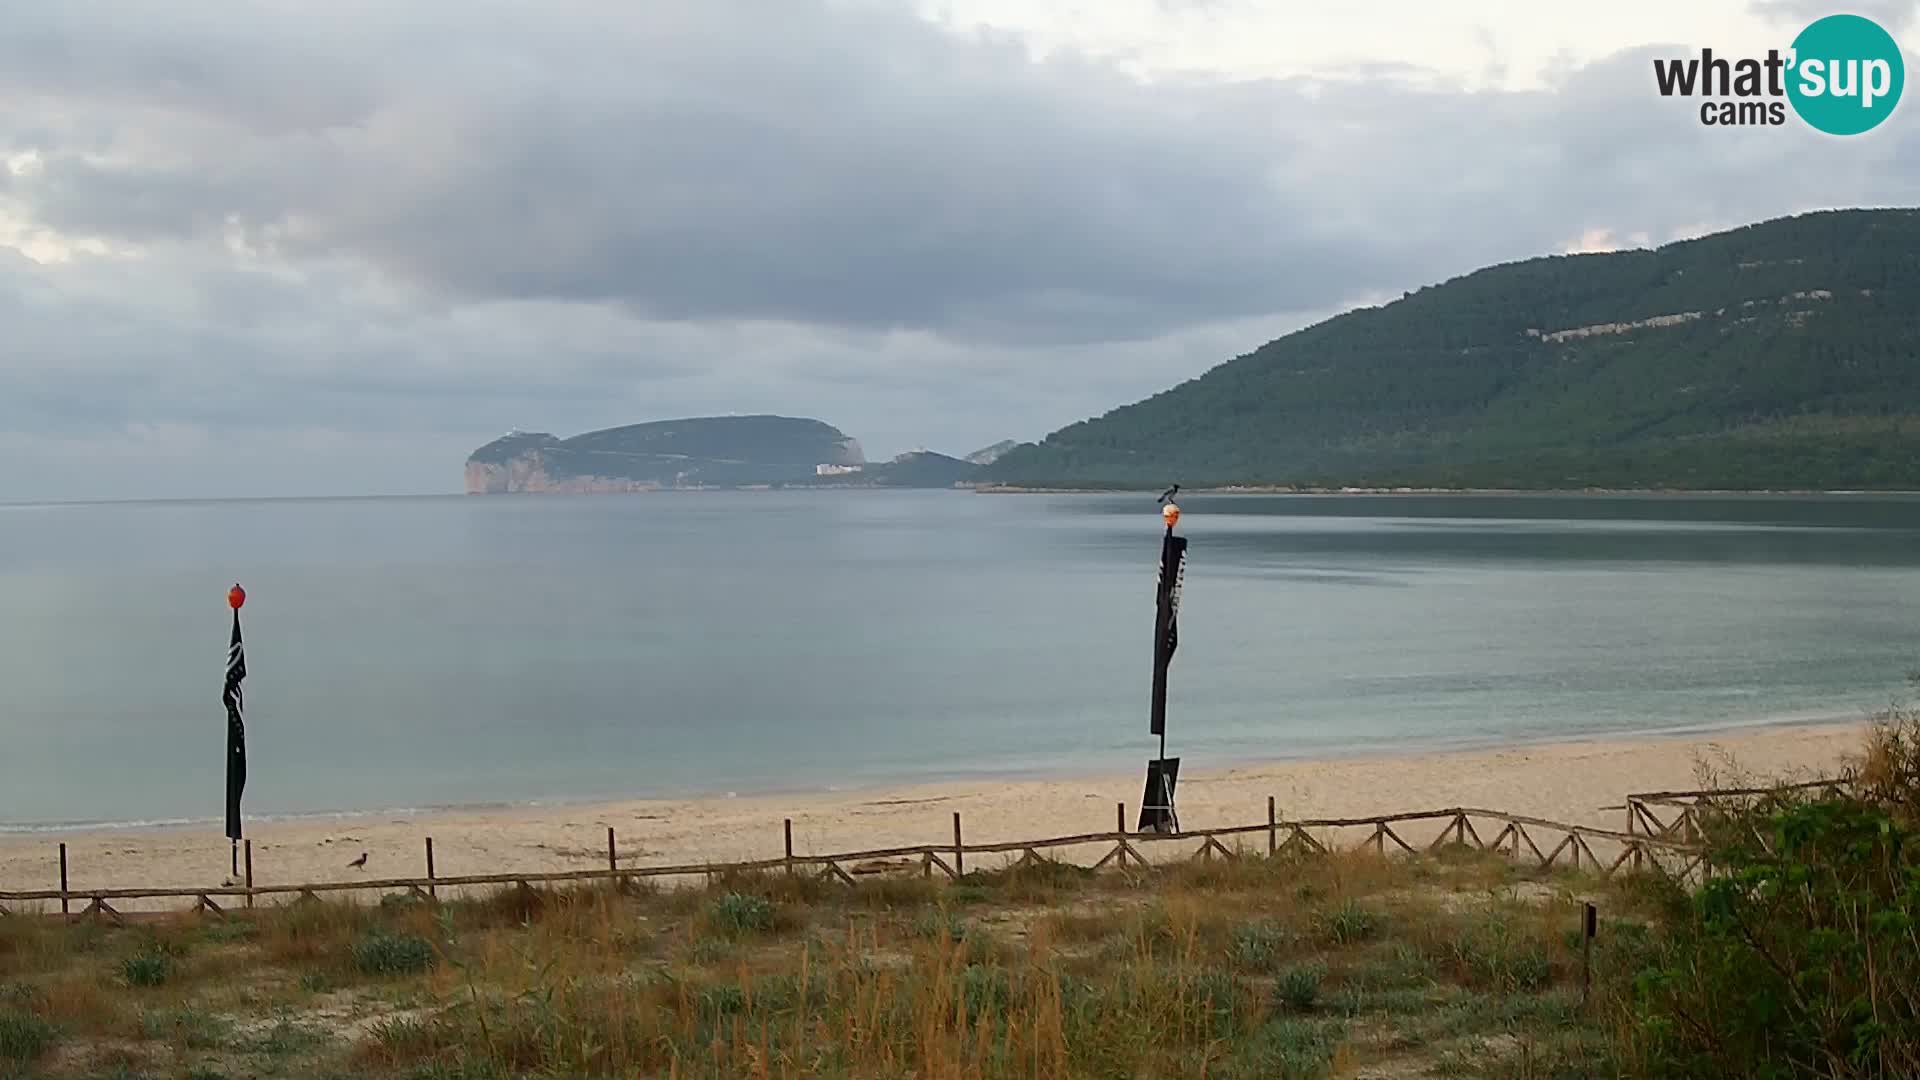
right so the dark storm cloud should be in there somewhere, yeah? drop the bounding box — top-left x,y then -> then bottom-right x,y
14,0 -> 1912,352
6,1 -> 1373,345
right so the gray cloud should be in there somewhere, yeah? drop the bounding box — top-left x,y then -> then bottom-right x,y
13,1 -> 1911,347
2,1 -> 1919,498
1749,1 -> 1918,33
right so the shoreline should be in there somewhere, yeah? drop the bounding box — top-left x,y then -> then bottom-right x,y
0,717 -> 1874,906
970,484 -> 1920,497
0,708 -> 1878,837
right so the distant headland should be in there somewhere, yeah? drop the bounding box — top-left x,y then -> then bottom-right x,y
465,415 -> 995,493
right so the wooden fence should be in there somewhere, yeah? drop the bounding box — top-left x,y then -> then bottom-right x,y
1625,776 -> 1856,846
1,796 -> 1726,925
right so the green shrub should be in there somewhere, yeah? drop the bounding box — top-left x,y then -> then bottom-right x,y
1230,921 -> 1291,971
1277,962 -> 1325,1011
1234,1016 -> 1345,1079
706,892 -> 776,937
121,949 -> 174,987
959,965 -> 1009,1022
1445,915 -> 1552,993
1315,900 -> 1381,945
946,883 -> 991,906
1345,942 -> 1433,991
0,1006 -> 57,1064
351,929 -> 436,976
1630,777 -> 1920,1076
912,909 -> 968,943
1189,969 -> 1248,1038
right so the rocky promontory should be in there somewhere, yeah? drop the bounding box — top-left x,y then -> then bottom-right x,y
465,416 -> 867,493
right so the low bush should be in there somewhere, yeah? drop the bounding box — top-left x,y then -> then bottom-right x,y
351,929 -> 436,976
121,949 -> 174,988
705,892 -> 776,937
1277,962 -> 1325,1011
1627,708 -> 1920,1077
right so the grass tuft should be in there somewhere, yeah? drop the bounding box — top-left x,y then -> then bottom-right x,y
1315,899 -> 1382,945
351,929 -> 436,976
703,891 -> 776,937
911,908 -> 969,943
1277,961 -> 1326,1011
0,1005 -> 57,1065
1230,920 -> 1292,971
120,949 -> 174,988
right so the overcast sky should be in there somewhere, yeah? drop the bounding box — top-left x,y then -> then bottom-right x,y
4,0 -> 1918,499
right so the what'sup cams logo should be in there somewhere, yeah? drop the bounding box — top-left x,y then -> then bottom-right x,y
1654,13 -> 1904,134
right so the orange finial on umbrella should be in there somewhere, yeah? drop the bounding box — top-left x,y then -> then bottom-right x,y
228,584 -> 247,610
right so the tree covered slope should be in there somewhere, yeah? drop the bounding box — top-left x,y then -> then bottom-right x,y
987,209 -> 1920,490
465,415 -> 864,492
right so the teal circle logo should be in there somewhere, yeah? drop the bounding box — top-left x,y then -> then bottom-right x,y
1787,14 -> 1904,135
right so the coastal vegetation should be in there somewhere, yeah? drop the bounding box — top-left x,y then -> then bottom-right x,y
2,712 -> 1916,1078
987,209 -> 1920,492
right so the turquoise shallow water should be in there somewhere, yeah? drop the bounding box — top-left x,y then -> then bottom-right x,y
3,491 -> 1917,829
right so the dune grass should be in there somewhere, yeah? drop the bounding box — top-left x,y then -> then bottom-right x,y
0,836 -> 1663,1079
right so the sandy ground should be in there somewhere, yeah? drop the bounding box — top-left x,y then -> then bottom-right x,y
0,720 -> 1868,909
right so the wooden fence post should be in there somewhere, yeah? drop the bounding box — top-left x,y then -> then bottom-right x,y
425,837 -> 436,901
953,812 -> 964,878
1582,901 -> 1597,1006
606,827 -> 618,892
1267,797 -> 1277,857
244,840 -> 254,909
784,819 -> 794,876
1626,802 -> 1643,871
1115,803 -> 1127,868
58,843 -> 69,916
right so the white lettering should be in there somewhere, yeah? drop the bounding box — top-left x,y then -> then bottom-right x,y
1831,58 -> 1858,99
1800,56 -> 1827,96
1863,59 -> 1892,107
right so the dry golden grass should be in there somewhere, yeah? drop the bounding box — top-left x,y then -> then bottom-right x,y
1856,702 -> 1920,825
0,840 -> 1662,1078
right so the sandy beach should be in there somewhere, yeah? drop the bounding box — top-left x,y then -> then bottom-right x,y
0,720 -> 1870,909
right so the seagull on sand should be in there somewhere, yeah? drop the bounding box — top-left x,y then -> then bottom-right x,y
347,851 -> 368,870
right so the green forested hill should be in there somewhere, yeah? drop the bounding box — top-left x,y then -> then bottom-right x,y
464,415 -> 866,492
986,209 -> 1920,490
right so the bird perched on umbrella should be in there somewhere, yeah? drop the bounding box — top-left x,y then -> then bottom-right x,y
1157,484 -> 1180,505
347,851 -> 368,870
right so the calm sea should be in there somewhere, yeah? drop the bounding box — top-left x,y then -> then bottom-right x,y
3,491 -> 1918,830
